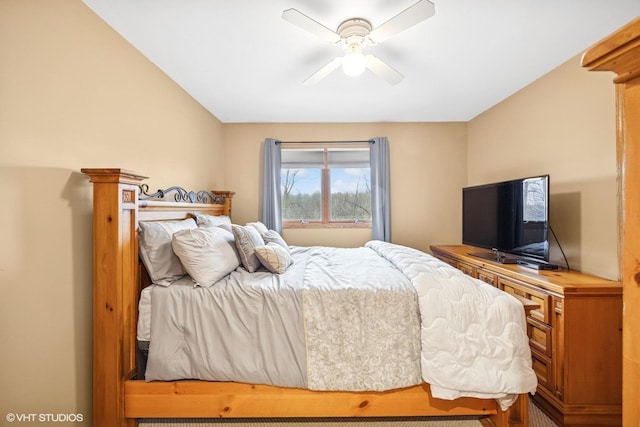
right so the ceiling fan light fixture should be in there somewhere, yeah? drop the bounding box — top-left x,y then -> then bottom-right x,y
341,45 -> 366,77
342,51 -> 366,76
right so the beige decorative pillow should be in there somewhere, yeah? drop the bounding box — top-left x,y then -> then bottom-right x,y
138,218 -> 197,286
172,226 -> 240,287
254,243 -> 293,274
231,225 -> 265,273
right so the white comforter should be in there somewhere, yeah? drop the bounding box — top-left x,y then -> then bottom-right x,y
365,241 -> 538,409
142,240 -> 537,410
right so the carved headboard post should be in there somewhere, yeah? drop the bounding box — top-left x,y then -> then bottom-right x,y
81,168 -> 147,427
212,190 -> 235,218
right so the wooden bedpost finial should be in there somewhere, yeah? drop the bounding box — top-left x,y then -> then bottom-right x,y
81,168 -> 148,184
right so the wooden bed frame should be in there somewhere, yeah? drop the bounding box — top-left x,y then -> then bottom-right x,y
82,167 -> 529,427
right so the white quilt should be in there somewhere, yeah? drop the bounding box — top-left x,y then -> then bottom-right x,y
365,241 -> 538,410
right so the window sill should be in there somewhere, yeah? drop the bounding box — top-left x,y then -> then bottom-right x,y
283,221 -> 371,229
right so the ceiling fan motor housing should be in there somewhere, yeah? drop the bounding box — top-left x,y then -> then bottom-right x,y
337,18 -> 373,51
337,18 -> 372,38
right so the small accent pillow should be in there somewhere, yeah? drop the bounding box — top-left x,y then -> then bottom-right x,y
172,226 -> 240,287
246,221 -> 269,235
196,214 -> 233,232
254,243 -> 293,274
231,225 -> 265,273
262,229 -> 290,252
139,218 -> 197,286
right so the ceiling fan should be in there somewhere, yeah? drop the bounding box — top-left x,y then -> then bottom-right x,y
282,0 -> 435,85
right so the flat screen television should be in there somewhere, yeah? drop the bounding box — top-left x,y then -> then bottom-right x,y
462,175 -> 550,264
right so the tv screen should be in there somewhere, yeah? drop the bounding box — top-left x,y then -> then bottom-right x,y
462,175 -> 550,263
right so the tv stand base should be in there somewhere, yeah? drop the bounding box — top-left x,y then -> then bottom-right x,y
517,260 -> 559,270
468,252 -> 519,264
467,252 -> 558,269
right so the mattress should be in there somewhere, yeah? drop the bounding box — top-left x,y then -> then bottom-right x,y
137,284 -> 153,344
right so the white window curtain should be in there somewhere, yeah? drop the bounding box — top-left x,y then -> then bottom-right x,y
369,136 -> 391,242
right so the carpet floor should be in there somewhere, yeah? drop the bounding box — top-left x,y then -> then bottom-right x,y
140,397 -> 558,427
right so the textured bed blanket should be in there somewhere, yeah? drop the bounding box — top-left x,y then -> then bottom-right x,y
300,246 -> 422,391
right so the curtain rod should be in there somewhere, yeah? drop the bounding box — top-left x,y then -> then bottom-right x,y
276,140 -> 374,144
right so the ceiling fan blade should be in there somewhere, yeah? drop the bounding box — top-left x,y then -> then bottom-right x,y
368,0 -> 435,43
282,9 -> 341,44
303,57 -> 343,85
365,55 -> 404,85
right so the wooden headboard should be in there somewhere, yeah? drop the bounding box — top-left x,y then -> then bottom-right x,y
81,168 -> 234,425
136,182 -> 234,289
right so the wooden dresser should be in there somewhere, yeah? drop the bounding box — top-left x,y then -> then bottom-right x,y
430,244 -> 622,427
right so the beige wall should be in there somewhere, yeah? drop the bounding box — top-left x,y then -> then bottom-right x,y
0,1 -> 224,424
223,122 -> 467,251
468,55 -> 618,280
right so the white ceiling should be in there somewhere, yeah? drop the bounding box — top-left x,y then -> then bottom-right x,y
81,0 -> 640,123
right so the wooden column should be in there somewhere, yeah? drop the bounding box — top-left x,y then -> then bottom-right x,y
82,168 -> 147,427
212,190 -> 235,218
582,17 -> 640,427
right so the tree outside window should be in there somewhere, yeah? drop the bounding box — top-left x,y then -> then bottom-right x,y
281,144 -> 371,228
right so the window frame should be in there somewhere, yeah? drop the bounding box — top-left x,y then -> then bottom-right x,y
281,142 -> 372,229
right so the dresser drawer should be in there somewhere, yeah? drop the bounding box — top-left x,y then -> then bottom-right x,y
528,318 -> 552,357
436,255 -> 457,268
456,261 -> 477,278
531,351 -> 553,390
477,269 -> 498,287
499,277 -> 550,324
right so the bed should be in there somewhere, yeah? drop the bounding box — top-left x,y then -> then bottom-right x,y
82,167 -> 536,427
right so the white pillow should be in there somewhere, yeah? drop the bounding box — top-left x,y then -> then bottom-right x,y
246,221 -> 269,235
139,218 -> 197,286
262,229 -> 289,252
196,214 -> 233,232
254,243 -> 293,274
171,226 -> 240,287
231,225 -> 265,273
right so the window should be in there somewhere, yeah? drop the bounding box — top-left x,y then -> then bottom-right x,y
281,143 -> 371,228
